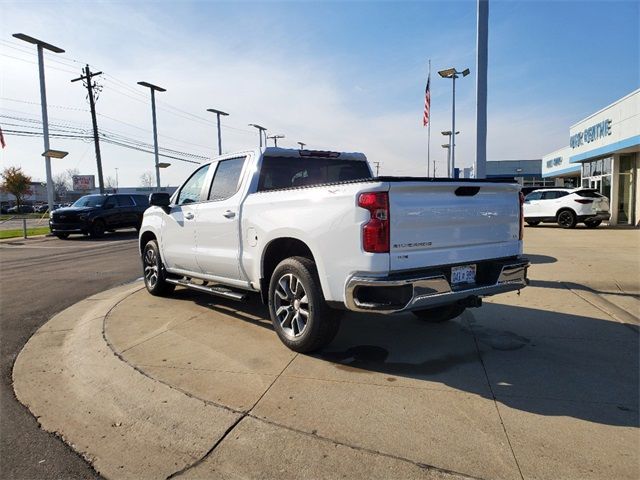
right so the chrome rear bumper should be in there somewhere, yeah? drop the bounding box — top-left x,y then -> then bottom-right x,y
345,258 -> 529,313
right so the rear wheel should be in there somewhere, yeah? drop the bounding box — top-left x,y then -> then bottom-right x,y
557,210 -> 577,229
268,256 -> 340,353
90,219 -> 106,238
526,220 -> 541,226
412,304 -> 466,323
142,240 -> 176,297
584,219 -> 602,228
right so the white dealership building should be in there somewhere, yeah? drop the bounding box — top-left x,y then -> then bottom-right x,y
542,89 -> 639,226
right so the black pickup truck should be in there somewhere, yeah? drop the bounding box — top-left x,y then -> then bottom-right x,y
49,193 -> 149,239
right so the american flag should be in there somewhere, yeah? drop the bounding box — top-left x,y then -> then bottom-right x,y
422,76 -> 431,127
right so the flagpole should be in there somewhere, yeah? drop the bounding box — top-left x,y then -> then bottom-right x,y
427,59 -> 431,177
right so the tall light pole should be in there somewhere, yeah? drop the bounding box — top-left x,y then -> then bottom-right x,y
138,81 -> 166,190
248,124 -> 267,148
115,168 -> 119,192
476,0 -> 489,179
206,108 -> 229,156
438,67 -> 470,177
297,142 -> 306,150
13,33 -> 64,214
267,134 -> 284,147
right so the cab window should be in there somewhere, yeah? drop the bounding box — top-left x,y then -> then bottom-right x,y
208,157 -> 246,201
103,197 -> 117,208
177,165 -> 210,205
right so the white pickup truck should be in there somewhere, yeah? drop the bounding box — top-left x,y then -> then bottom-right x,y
139,147 -> 529,352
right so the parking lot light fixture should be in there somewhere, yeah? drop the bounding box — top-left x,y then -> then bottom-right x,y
157,162 -> 171,168
13,33 -> 64,214
206,108 -> 229,156
248,124 -> 267,148
138,81 -> 166,191
42,149 -> 68,159
438,67 -> 470,176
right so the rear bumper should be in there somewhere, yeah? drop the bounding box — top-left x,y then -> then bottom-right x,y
578,211 -> 610,222
345,257 -> 529,313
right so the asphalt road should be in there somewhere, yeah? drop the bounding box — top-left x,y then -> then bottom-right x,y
0,232 -> 141,480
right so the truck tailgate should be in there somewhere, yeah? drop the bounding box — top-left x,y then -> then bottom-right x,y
388,181 -> 522,272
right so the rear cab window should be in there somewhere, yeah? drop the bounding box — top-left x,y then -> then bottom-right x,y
208,157 -> 246,201
257,156 -> 372,192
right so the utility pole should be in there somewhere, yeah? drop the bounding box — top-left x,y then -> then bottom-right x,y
12,33 -> 64,214
297,142 -> 306,150
206,108 -> 229,156
115,168 -> 119,192
267,134 -> 284,147
433,160 -> 436,177
138,81 -> 166,190
249,124 -> 267,148
72,65 -> 104,193
373,161 -> 380,176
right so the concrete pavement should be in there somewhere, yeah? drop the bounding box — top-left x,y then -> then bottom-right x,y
10,227 -> 640,479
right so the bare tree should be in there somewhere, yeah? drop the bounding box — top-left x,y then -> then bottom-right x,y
53,173 -> 68,201
105,176 -> 117,191
139,171 -> 154,188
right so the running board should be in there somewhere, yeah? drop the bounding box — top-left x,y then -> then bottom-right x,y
165,278 -> 248,301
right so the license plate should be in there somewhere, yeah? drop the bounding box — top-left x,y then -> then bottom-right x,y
451,264 -> 476,285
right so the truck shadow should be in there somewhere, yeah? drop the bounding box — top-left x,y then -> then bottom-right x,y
167,287 -> 638,428
319,304 -> 639,428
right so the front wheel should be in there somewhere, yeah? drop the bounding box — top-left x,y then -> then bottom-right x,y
55,233 -> 69,239
412,304 -> 466,323
268,256 -> 340,353
142,240 -> 176,297
90,219 -> 106,238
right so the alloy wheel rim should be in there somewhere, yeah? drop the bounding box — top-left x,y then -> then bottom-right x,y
274,273 -> 309,338
144,247 -> 159,288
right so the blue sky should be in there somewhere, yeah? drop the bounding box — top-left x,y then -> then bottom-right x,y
1,0 -> 638,186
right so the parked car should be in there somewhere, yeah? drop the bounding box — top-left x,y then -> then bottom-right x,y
523,188 -> 610,228
49,193 -> 149,239
7,205 -> 35,214
139,147 -> 529,352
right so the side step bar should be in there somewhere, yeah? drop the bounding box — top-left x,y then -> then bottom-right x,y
165,278 -> 248,302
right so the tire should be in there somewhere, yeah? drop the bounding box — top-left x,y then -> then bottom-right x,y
55,233 -> 69,239
268,256 -> 340,353
584,219 -> 602,228
142,239 -> 176,297
90,219 -> 106,238
557,209 -> 577,229
412,304 -> 466,323
526,220 -> 541,226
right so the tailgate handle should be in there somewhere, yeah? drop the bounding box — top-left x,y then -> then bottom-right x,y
454,186 -> 480,196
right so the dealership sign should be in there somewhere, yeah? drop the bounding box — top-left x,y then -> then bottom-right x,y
72,175 -> 95,191
570,119 -> 612,149
546,156 -> 562,168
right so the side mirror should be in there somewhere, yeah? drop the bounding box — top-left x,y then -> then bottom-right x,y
149,192 -> 171,207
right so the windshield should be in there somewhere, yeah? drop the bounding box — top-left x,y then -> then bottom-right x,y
72,195 -> 106,208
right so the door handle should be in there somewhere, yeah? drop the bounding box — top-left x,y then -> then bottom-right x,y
223,210 -> 236,219
185,212 -> 195,220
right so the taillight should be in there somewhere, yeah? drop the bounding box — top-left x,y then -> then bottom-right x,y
519,191 -> 524,241
358,192 -> 389,253
574,199 -> 594,204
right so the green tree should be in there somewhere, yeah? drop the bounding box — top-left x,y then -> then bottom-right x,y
1,166 -> 32,208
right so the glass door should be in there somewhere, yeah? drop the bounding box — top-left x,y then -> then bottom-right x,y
617,155 -> 636,225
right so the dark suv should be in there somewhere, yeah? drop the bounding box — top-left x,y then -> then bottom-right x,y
49,194 -> 149,239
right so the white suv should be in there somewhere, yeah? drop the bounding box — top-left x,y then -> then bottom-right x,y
523,188 -> 610,228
